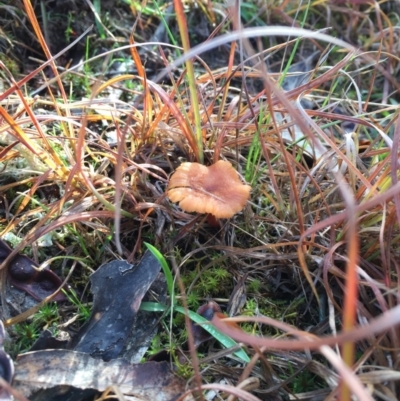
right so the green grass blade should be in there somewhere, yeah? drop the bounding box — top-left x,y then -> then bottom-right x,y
144,243 -> 175,304
140,302 -> 250,363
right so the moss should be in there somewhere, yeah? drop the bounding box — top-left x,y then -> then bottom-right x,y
0,53 -> 19,77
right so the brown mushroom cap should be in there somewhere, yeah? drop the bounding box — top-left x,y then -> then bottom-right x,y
167,160 -> 251,218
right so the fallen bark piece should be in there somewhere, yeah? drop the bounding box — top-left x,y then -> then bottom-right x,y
29,329 -> 69,352
120,273 -> 167,364
13,349 -> 192,401
71,250 -> 162,361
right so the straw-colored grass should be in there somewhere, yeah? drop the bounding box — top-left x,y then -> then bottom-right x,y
1,0 -> 400,400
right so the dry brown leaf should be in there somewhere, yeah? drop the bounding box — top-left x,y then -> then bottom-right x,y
14,349 -> 193,401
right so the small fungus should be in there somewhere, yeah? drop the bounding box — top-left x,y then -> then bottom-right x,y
167,160 -> 251,218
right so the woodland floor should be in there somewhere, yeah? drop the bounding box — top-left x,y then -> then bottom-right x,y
1,1 -> 400,401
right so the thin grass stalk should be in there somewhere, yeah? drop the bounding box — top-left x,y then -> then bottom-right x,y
23,0 -> 63,92
390,116 -> 400,228
216,41 -> 237,123
0,105 -> 67,180
278,0 -> 310,86
14,170 -> 51,215
337,176 -> 360,401
211,304 -> 400,350
23,0 -> 76,146
129,32 -> 153,139
320,345 -> 374,401
173,0 -> 203,163
169,250 -> 205,401
113,119 -> 125,255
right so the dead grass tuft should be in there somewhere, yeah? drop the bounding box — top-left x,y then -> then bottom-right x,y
0,0 -> 400,400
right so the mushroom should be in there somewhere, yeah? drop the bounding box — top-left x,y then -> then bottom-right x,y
167,160 -> 251,218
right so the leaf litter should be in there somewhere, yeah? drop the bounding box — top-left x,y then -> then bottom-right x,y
4,250 -> 190,401
1,1 -> 400,400
0,240 -> 66,303
14,350 -> 192,401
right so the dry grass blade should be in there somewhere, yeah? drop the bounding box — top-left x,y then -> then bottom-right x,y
1,1 -> 400,400
211,303 -> 400,348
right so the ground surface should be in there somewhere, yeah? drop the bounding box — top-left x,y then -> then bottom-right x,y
1,1 -> 400,400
